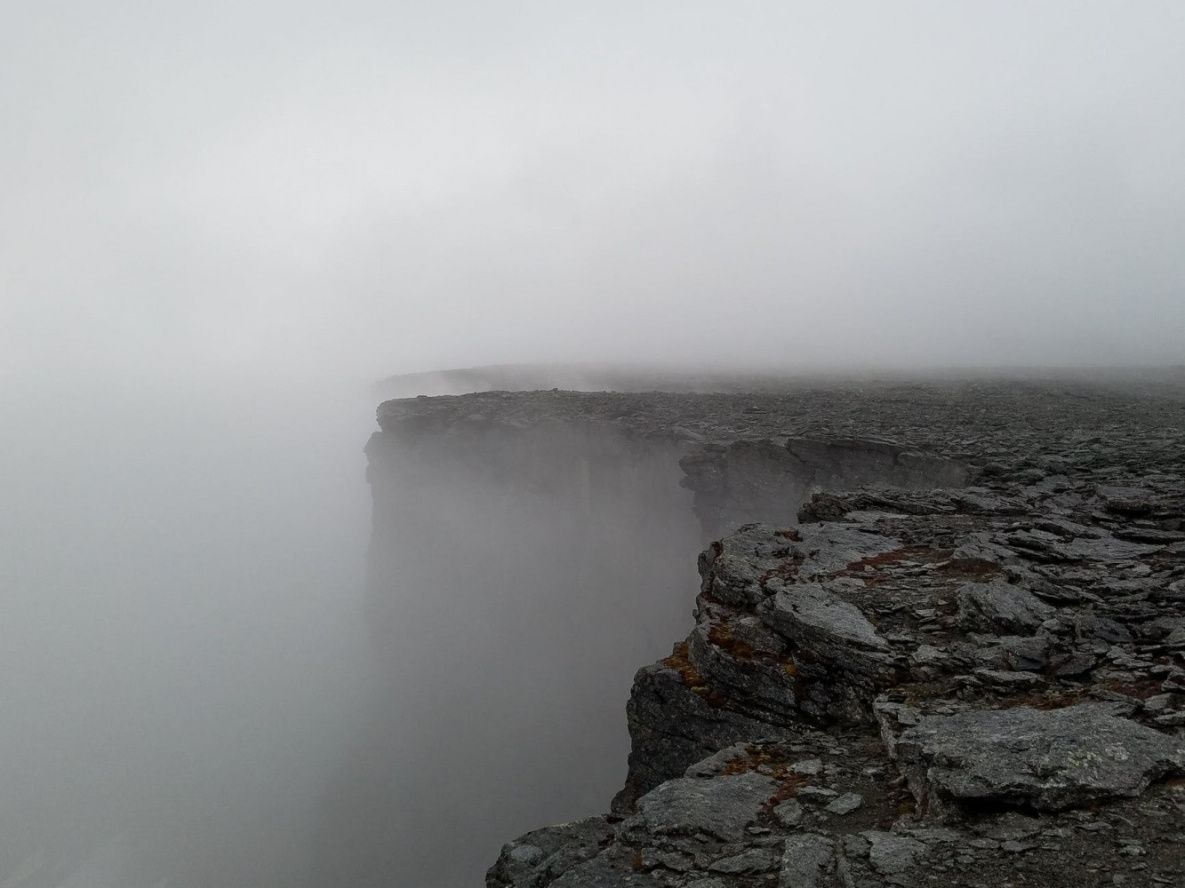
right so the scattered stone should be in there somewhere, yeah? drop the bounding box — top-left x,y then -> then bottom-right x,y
778,834 -> 834,888
864,831 -> 926,880
773,799 -> 805,828
824,792 -> 864,815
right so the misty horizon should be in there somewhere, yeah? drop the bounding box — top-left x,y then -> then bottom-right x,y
3,1 -> 1185,885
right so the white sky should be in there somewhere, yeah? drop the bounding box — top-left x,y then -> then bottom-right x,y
4,1 -> 1184,385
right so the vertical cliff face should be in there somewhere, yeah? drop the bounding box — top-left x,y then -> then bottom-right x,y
316,397 -> 703,888
680,437 -> 970,537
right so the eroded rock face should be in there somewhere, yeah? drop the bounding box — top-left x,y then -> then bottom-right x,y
681,437 -> 969,537
485,376 -> 1185,888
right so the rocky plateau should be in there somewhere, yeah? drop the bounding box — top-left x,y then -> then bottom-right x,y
371,373 -> 1185,888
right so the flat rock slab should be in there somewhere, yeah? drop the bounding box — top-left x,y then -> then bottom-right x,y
864,831 -> 927,880
764,583 -> 890,654
779,833 -> 834,888
632,773 -> 778,842
893,703 -> 1185,814
955,580 -> 1054,635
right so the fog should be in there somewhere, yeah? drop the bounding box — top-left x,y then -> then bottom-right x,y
4,1 -> 1185,381
3,1 -> 1185,885
0,375 -> 376,886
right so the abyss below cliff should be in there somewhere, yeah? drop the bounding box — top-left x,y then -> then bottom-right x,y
463,375 -> 1185,888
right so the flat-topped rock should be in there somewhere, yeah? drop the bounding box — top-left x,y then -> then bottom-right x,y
887,703 -> 1185,815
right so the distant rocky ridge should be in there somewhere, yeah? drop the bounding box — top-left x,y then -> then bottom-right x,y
364,373 -> 1185,887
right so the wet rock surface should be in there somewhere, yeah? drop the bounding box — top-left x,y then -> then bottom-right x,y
386,375 -> 1185,888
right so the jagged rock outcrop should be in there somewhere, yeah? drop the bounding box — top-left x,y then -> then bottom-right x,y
485,377 -> 1185,888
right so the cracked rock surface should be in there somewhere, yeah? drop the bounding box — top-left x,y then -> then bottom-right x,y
471,375 -> 1185,888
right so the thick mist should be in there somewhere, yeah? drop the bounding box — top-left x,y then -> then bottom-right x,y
0,371 -> 709,888
0,375 -> 375,887
315,402 -> 704,886
5,0 -> 1185,884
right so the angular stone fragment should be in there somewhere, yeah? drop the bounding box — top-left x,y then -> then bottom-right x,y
759,582 -> 899,692
779,833 -> 834,888
864,831 -> 926,880
974,635 -> 1050,672
487,817 -> 614,888
632,773 -> 778,842
708,847 -> 778,874
774,798 -> 805,828
824,792 -> 864,815
766,582 -> 889,651
956,580 -> 1054,635
1097,486 -> 1154,515
617,661 -> 793,809
891,704 -> 1185,815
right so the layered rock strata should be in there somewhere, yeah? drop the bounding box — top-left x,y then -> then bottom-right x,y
482,378 -> 1185,888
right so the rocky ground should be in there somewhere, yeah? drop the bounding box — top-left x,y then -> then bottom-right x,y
480,373 -> 1185,888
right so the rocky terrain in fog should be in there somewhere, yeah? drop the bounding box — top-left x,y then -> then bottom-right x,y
365,374 -> 1185,887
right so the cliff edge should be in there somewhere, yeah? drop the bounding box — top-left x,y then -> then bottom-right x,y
472,378 -> 1185,888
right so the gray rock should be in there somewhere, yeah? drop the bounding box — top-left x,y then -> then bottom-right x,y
487,817 -> 615,888
779,834 -> 834,888
975,635 -> 1050,672
633,773 -> 778,842
791,758 -> 824,776
892,703 -> 1185,814
864,831 -> 926,878
707,847 -> 778,874
774,798 -> 806,828
1073,615 -> 1133,645
1047,648 -> 1098,678
763,583 -> 890,653
682,743 -> 753,778
973,667 -> 1045,690
548,849 -> 664,888
824,792 -> 864,815
758,581 -> 901,697
956,580 -> 1054,635
616,661 -> 793,809
507,844 -> 545,866
652,850 -> 692,872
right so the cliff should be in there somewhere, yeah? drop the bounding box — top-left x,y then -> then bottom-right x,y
354,375 -> 1185,887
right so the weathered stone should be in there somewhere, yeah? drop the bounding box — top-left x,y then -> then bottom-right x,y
956,580 -> 1055,635
824,792 -> 864,815
892,704 -> 1185,814
864,831 -> 927,879
616,661 -> 793,809
487,817 -> 615,888
708,847 -> 778,874
975,635 -> 1051,673
632,773 -> 778,843
779,834 -> 834,888
774,799 -> 805,828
